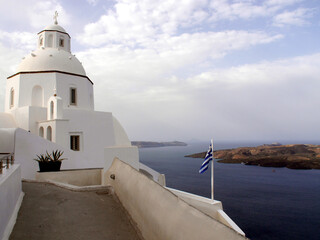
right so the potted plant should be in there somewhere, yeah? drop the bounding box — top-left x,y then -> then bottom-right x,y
34,150 -> 65,172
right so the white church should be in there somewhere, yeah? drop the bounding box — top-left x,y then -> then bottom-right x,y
0,14 -> 140,179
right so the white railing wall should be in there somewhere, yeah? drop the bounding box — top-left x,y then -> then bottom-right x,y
0,164 -> 24,240
104,158 -> 247,240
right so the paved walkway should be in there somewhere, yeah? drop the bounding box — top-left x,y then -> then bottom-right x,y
10,182 -> 142,240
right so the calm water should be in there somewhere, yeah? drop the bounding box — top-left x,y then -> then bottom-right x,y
139,142 -> 320,240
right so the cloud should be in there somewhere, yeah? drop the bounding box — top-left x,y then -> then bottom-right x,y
272,8 -> 313,27
0,0 -> 71,31
78,0 -> 211,46
121,53 -> 320,141
86,0 -> 99,6
208,0 -> 303,21
0,43 -> 25,112
0,31 -> 35,51
77,30 -> 282,95
76,26 -> 319,141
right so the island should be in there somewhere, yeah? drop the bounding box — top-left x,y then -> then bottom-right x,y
185,144 -> 320,169
132,141 -> 187,148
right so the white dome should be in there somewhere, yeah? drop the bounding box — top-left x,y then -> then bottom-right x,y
43,24 -> 67,33
17,48 -> 86,76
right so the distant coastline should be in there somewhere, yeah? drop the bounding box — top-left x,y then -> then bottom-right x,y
132,141 -> 187,148
185,144 -> 320,170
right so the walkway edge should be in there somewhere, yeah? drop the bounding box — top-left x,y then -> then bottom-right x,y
22,179 -> 113,192
2,192 -> 24,240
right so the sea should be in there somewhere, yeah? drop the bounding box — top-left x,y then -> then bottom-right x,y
138,141 -> 320,240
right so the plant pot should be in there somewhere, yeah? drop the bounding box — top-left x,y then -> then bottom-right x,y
38,161 -> 61,172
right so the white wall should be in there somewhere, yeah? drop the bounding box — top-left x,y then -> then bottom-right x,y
10,106 -> 47,134
105,159 -> 247,240
0,114 -> 17,129
0,128 -> 15,153
0,165 -> 24,240
56,73 -> 93,110
14,128 -> 97,179
104,146 -> 139,170
167,188 -> 245,236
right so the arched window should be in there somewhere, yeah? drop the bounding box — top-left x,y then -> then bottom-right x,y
10,88 -> 14,108
32,85 -> 43,107
39,35 -> 43,47
48,34 -> 53,47
59,38 -> 64,47
39,127 -> 44,137
50,101 -> 54,119
70,88 -> 77,105
47,126 -> 52,141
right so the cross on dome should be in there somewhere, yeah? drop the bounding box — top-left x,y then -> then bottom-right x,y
53,11 -> 58,25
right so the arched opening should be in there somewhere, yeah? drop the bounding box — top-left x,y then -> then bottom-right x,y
39,35 -> 43,47
50,101 -> 54,120
59,37 -> 64,47
47,126 -> 52,141
48,34 -> 53,47
32,85 -> 43,107
39,127 -> 44,137
10,88 -> 14,108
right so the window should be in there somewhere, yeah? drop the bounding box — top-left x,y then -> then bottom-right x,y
70,88 -> 77,105
70,135 -> 80,151
59,38 -> 64,47
10,88 -> 14,108
39,127 -> 44,137
47,126 -> 52,141
48,34 -> 53,47
39,36 -> 43,46
50,101 -> 54,119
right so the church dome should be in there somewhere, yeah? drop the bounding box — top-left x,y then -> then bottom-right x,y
43,24 -> 67,33
17,48 -> 86,76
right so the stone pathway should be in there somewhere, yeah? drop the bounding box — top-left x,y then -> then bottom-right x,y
10,182 -> 142,240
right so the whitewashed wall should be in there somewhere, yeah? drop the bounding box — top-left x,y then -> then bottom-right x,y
105,159 -> 247,240
0,165 -> 24,240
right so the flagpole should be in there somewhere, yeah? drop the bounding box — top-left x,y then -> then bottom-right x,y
211,139 -> 214,200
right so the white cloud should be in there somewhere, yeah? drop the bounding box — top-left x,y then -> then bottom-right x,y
110,53 -> 320,141
273,8 -> 313,27
208,0 -> 303,21
78,0 -> 211,46
0,0 -> 71,31
77,30 -> 282,95
27,1 -> 71,29
0,31 -> 35,51
76,30 -> 320,141
86,0 -> 99,6
0,43 -> 25,112
78,0 -> 311,48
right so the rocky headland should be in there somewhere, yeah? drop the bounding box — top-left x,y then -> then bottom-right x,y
132,141 -> 187,148
185,144 -> 320,169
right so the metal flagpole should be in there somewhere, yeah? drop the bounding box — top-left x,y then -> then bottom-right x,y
211,139 -> 214,200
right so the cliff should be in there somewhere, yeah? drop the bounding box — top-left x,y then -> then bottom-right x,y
186,144 -> 320,170
132,141 -> 187,148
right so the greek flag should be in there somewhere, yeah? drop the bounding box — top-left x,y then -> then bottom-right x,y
199,143 -> 213,173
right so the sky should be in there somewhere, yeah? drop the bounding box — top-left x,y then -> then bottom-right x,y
0,0 -> 320,143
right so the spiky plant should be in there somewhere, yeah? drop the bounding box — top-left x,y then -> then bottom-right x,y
47,150 -> 65,162
34,150 -> 66,163
34,154 -> 49,162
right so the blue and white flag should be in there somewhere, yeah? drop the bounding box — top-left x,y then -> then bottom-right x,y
199,143 -> 213,173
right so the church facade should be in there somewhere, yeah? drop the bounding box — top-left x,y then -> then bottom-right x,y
0,17 -> 139,179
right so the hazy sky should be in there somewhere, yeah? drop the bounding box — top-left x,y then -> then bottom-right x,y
0,0 -> 319,142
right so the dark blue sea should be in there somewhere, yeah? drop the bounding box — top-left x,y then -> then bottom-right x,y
139,142 -> 320,240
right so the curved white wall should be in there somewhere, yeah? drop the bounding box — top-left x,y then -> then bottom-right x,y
105,159 -> 247,240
